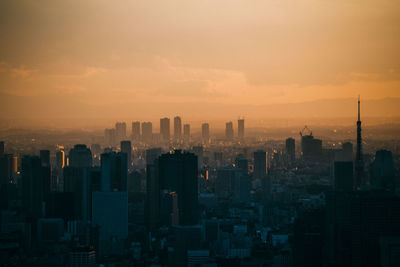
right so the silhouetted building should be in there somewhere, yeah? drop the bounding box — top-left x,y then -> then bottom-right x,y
39,150 -> 50,167
285,138 -> 295,163
160,118 -> 170,142
325,191 -> 400,267
69,144 -> 92,168
101,152 -> 127,192
342,142 -> 353,161
235,156 -> 248,173
0,141 -> 4,157
56,150 -> 65,169
238,119 -> 244,139
334,161 -> 354,191
115,122 -> 127,142
216,167 -> 251,203
40,150 -> 52,199
131,121 -> 141,141
120,140 -> 132,167
225,122 -> 234,140
370,150 -> 395,191
158,150 -> 198,225
192,146 -> 203,169
183,124 -> 190,142
21,156 -> 43,218
0,154 -> 17,186
201,123 -> 210,143
254,150 -> 267,180
301,134 -> 322,160
104,128 -> 116,147
141,122 -> 153,143
174,116 -> 182,141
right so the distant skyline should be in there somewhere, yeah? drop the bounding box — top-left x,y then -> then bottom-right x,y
1,1 -> 400,127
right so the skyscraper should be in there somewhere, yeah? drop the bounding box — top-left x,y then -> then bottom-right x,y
253,150 -> 267,180
21,156 -> 43,217
104,128 -> 116,147
370,150 -> 395,191
160,118 -> 170,142
285,138 -> 295,163
355,96 -> 365,189
101,152 -> 128,192
141,122 -> 153,143
174,116 -> 182,141
131,121 -> 141,142
225,121 -> 234,140
158,150 -> 198,225
68,144 -> 92,168
183,124 -> 190,142
0,141 -> 4,157
201,123 -> 210,143
120,140 -> 132,167
115,122 -> 127,142
238,119 -> 244,139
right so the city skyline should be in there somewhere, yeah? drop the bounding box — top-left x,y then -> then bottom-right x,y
1,1 -> 400,128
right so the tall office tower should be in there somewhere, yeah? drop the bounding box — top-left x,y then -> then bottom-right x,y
40,150 -> 52,198
101,152 -> 128,192
92,191 -> 128,252
69,144 -> 92,168
253,150 -> 267,180
158,150 -> 198,225
131,121 -> 141,142
141,122 -> 153,143
225,121 -> 234,140
145,148 -> 162,231
104,128 -> 116,147
0,154 -> 17,186
56,150 -> 65,169
192,146 -> 203,169
216,167 -> 251,203
21,156 -> 43,217
355,97 -> 365,189
63,166 -> 91,220
301,131 -> 322,159
235,155 -> 249,173
238,119 -> 244,139
0,141 -> 4,157
174,116 -> 182,141
115,122 -> 127,142
201,123 -> 210,143
120,140 -> 132,168
40,150 -> 50,167
342,142 -> 353,161
160,118 -> 170,142
370,150 -> 395,191
183,124 -> 190,142
285,138 -> 295,162
334,161 -> 354,191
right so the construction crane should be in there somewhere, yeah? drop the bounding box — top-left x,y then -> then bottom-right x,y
299,125 -> 312,137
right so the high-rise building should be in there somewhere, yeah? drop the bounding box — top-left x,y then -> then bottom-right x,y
158,150 -> 198,225
253,150 -> 267,180
342,142 -> 353,161
334,161 -> 354,191
145,148 -> 162,231
56,150 -> 65,169
69,144 -> 92,168
104,128 -> 116,147
370,150 -> 395,191
285,138 -> 295,162
101,152 -> 128,192
216,167 -> 251,203
160,118 -> 170,142
0,141 -> 4,157
355,96 -> 365,188
40,150 -> 50,167
238,119 -> 244,139
120,140 -> 132,168
183,124 -> 190,142
301,133 -> 322,160
225,122 -> 234,140
192,146 -> 203,169
115,122 -> 127,142
141,122 -> 153,143
174,116 -> 182,141
0,154 -> 17,186
21,156 -> 43,217
131,121 -> 141,142
201,123 -> 210,143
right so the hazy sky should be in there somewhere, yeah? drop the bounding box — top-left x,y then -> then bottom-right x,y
1,0 -> 400,125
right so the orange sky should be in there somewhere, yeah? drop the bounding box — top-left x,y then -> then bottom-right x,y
1,0 -> 400,127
